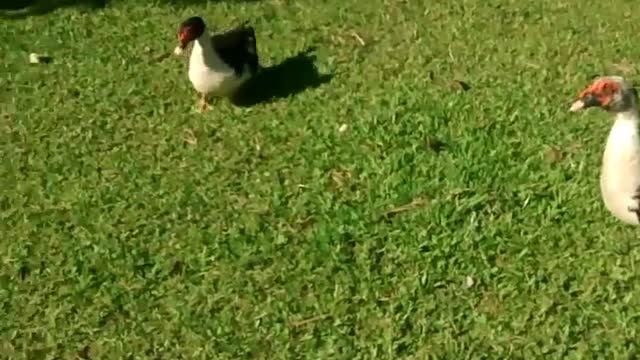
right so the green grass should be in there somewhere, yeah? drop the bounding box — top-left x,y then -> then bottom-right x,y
3,0 -> 640,358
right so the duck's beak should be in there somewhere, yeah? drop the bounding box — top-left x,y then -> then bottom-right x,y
569,99 -> 584,112
569,93 -> 600,112
174,31 -> 189,55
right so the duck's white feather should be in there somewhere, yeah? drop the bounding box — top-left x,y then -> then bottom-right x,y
600,110 -> 640,224
188,33 -> 251,97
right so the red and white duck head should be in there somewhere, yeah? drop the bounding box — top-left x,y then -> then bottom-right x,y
570,76 -> 637,114
174,16 -> 207,55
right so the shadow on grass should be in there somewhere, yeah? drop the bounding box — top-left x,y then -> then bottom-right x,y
0,0 -> 107,18
0,0 -> 260,18
165,0 -> 262,3
231,47 -> 333,107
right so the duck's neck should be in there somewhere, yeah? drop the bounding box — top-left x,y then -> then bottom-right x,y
607,108 -> 640,151
612,109 -> 639,133
195,32 -> 213,52
192,32 -> 225,70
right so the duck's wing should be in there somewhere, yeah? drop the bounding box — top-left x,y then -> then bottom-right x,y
211,21 -> 259,76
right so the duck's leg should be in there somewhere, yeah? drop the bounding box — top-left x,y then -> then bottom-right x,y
196,92 -> 212,113
629,191 -> 640,223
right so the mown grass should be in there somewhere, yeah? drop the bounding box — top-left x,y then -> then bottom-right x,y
2,0 -> 640,358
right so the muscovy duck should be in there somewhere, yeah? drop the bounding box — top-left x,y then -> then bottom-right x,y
174,16 -> 260,112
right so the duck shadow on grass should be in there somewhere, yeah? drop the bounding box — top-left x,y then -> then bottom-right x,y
0,0 -> 107,18
0,0 -> 259,18
231,47 -> 333,107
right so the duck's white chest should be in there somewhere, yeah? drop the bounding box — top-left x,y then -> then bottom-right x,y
188,42 -> 249,97
600,121 -> 640,224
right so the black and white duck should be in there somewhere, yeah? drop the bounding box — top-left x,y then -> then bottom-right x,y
174,16 -> 260,112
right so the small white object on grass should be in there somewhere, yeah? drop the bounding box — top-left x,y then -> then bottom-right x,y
338,124 -> 349,133
29,53 -> 41,64
29,53 -> 52,64
173,46 -> 184,55
464,275 -> 475,288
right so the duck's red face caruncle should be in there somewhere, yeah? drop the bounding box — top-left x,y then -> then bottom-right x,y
176,16 -> 206,50
570,78 -> 621,112
569,76 -> 639,113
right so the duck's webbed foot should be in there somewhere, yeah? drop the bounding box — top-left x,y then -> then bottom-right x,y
627,192 -> 640,222
196,93 -> 212,113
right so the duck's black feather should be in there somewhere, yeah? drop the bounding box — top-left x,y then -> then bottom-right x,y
211,22 -> 259,76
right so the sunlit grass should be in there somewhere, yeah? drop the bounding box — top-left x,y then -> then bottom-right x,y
2,0 -> 640,357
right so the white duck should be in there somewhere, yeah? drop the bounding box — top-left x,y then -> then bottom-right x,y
174,16 -> 260,112
570,75 -> 640,225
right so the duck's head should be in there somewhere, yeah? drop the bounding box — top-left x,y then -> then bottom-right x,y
174,16 -> 206,55
570,76 -> 638,113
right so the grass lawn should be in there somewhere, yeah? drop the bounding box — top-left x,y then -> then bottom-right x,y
3,0 -> 640,358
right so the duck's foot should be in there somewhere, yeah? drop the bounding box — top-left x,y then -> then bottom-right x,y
196,93 -> 212,113
628,204 -> 640,222
627,206 -> 640,223
630,192 -> 640,222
